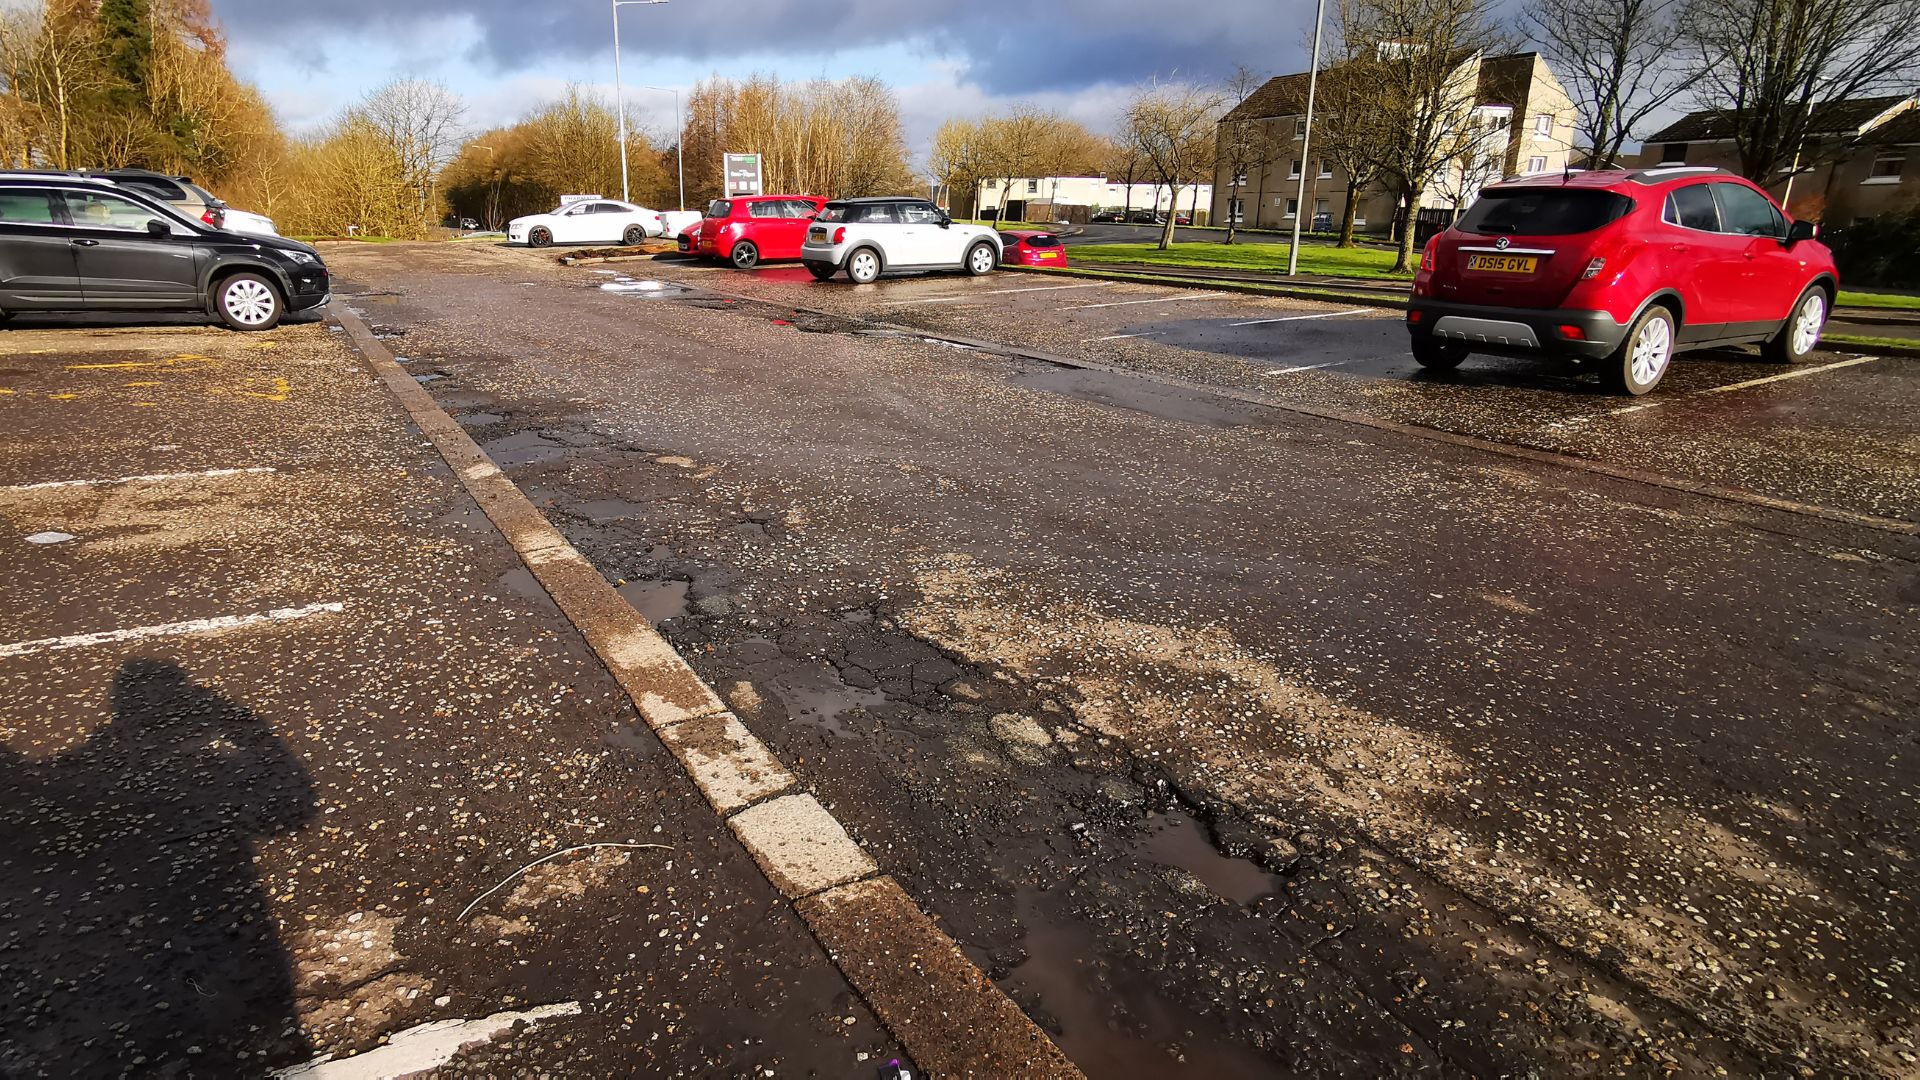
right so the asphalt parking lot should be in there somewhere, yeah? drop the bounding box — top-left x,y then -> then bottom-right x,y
306,239 -> 1917,1077
0,316 -> 898,1076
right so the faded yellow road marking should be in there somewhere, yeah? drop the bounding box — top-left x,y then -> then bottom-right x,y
66,353 -> 214,371
50,393 -> 78,400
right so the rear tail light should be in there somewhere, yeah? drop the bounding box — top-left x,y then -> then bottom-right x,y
1407,310 -> 1423,324
202,208 -> 224,227
1558,324 -> 1587,340
1581,257 -> 1606,280
1419,238 -> 1438,272
832,227 -> 846,244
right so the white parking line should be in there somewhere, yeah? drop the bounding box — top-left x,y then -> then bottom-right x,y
1695,354 -> 1877,394
0,602 -> 346,659
3,467 -> 276,493
1262,361 -> 1349,376
1232,308 -> 1374,327
1066,292 -> 1223,311
885,282 -> 1111,305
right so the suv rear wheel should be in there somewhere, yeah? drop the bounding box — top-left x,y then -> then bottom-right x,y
1763,286 -> 1826,364
1605,304 -> 1675,395
1411,337 -> 1467,370
214,272 -> 283,331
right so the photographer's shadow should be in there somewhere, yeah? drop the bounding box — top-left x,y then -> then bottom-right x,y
1,658 -> 317,1075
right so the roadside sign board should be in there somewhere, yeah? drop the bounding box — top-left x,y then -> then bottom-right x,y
723,154 -> 763,197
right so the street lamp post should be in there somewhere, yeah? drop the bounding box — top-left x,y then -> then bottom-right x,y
611,0 -> 668,204
1288,0 -> 1328,277
642,85 -> 684,211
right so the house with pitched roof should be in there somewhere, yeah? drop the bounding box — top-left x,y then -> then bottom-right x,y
1637,96 -> 1919,224
1211,52 -> 1575,235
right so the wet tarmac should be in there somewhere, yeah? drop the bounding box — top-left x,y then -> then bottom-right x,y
311,241 -> 1917,1076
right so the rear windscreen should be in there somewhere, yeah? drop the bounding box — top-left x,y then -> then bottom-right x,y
705,200 -> 731,218
1024,234 -> 1061,247
1455,189 -> 1634,236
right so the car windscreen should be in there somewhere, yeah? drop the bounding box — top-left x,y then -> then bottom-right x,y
1023,234 -> 1061,247
180,180 -> 223,207
1455,189 -> 1634,236
705,200 -> 732,218
816,203 -> 853,222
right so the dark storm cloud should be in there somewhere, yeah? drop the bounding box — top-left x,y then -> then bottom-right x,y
209,0 -> 1316,92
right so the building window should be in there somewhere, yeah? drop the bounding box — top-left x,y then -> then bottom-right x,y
1284,198 -> 1299,217
1866,153 -> 1906,183
1535,115 -> 1553,137
1294,118 -> 1308,138
1527,156 -> 1547,173
1660,143 -> 1687,164
1492,114 -> 1510,131
1315,198 -> 1330,215
1026,179 -> 1039,193
1288,159 -> 1302,179
1228,198 -> 1245,224
1317,161 -> 1332,178
985,178 -> 998,188
1233,170 -> 1248,186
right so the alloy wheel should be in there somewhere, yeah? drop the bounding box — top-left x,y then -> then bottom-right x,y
1791,293 -> 1824,355
1630,315 -> 1672,387
225,279 -> 277,327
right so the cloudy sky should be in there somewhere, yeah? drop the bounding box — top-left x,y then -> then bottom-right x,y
209,0 -> 1330,164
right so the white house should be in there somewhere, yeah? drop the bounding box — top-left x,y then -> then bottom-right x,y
974,176 -> 1215,222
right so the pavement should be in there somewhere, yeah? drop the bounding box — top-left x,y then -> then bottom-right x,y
5,239 -> 1916,1077
0,314 -> 906,1076
295,239 -> 1916,1076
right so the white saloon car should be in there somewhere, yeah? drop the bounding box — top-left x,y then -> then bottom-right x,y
507,199 -> 665,248
800,197 -> 1001,283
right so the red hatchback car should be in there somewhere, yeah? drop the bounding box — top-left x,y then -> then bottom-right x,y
997,230 -> 1070,267
1408,167 -> 1837,395
681,194 -> 827,269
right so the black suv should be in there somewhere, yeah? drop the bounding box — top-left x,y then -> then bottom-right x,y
0,173 -> 328,330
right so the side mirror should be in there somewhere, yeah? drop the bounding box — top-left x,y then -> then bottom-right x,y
937,211 -> 952,228
146,219 -> 170,237
1786,219 -> 1817,245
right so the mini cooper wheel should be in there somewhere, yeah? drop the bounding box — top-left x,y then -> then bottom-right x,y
1763,287 -> 1826,364
215,273 -> 283,331
846,248 -> 881,284
1605,304 -> 1675,396
730,241 -> 760,270
1411,336 -> 1468,370
806,263 -> 838,282
965,241 -> 998,276
528,227 -> 552,248
623,224 -> 646,246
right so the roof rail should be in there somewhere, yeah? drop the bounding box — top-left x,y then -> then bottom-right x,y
1627,165 -> 1732,183
0,170 -> 118,185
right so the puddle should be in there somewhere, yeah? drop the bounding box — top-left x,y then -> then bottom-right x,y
617,579 -> 690,623
412,373 -> 444,384
599,278 -> 690,296
576,498 -> 649,523
481,430 -> 567,467
1140,813 -> 1280,906
493,566 -> 549,605
774,669 -> 889,739
1015,367 -> 1267,429
457,412 -> 506,427
1002,887 -> 1287,1078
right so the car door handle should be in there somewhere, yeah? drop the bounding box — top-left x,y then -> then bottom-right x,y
1670,243 -> 1688,254
71,238 -> 100,247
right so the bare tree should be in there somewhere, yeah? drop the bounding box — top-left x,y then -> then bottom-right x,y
360,78 -> 466,220
1104,136 -> 1149,216
1336,0 -> 1506,270
1680,0 -> 1920,183
1523,0 -> 1686,166
1216,64 -> 1270,243
1123,79 -> 1225,249
1313,64 -> 1390,246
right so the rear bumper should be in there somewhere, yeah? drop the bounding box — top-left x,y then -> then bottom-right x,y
800,242 -> 849,270
1406,299 -> 1626,360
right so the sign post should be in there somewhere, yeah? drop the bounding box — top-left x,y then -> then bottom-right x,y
723,153 -> 763,198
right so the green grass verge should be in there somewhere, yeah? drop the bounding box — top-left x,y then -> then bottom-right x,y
1824,333 -> 1920,355
1837,291 -> 1920,311
1016,264 -> 1397,308
956,218 -> 1061,231
1069,241 -> 1416,281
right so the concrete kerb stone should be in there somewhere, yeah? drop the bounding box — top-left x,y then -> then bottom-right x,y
799,876 -> 1087,1079
329,302 -> 1077,1074
727,794 -> 878,899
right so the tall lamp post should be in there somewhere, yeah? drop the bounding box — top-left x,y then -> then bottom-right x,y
642,85 -> 684,210
1288,0 -> 1328,276
611,0 -> 668,203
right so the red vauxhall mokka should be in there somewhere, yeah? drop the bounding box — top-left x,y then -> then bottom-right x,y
1406,167 -> 1838,395
679,194 -> 828,270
